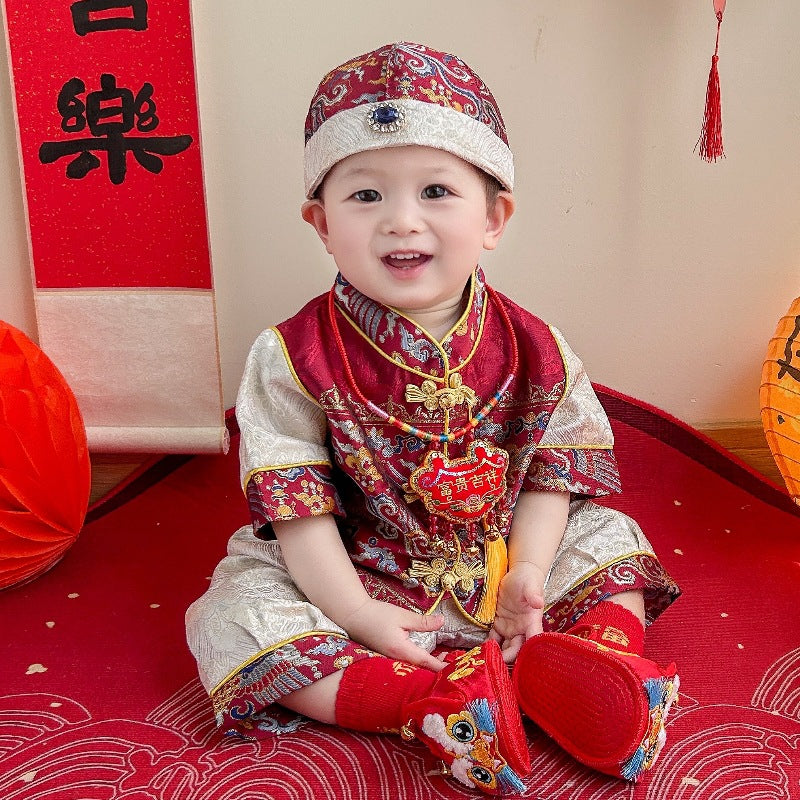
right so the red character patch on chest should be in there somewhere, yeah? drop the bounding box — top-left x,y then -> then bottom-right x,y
408,441 -> 509,523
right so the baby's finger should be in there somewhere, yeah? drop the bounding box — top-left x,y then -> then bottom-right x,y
524,608 -> 544,638
403,611 -> 445,634
396,641 -> 446,672
500,633 -> 525,664
522,586 -> 545,611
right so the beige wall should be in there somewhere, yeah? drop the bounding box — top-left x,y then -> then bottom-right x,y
1,1 -> 797,426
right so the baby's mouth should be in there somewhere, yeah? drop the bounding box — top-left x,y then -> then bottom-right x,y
382,252 -> 431,269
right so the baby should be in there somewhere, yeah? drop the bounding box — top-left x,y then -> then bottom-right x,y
187,42 -> 681,794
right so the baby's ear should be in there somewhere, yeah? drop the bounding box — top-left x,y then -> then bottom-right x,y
483,191 -> 515,251
301,199 -> 331,251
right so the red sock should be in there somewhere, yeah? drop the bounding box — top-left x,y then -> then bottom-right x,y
567,601 -> 645,656
335,656 -> 437,733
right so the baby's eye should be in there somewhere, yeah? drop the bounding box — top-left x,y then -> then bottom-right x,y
422,185 -> 448,199
353,189 -> 381,202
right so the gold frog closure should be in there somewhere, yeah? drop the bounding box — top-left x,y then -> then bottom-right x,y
405,373 -> 477,412
409,556 -> 485,595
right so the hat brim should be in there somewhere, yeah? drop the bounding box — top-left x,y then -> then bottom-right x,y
304,98 -> 514,198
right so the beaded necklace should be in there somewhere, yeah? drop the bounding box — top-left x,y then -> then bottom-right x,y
327,281 -> 519,628
327,284 -> 519,444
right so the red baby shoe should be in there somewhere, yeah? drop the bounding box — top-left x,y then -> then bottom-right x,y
513,633 -> 679,781
401,640 -> 530,794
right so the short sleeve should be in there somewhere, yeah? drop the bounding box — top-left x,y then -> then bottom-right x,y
236,328 -> 345,532
524,326 -> 621,496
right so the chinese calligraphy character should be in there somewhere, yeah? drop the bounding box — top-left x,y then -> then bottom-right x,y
777,316 -> 800,383
71,0 -> 148,35
39,74 -> 192,185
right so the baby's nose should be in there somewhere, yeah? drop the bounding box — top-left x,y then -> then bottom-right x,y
383,198 -> 424,236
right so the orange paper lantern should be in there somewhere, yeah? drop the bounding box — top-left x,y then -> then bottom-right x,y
0,321 -> 90,588
760,297 -> 800,505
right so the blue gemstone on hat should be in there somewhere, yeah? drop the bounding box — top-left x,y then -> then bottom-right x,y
374,105 -> 399,125
367,102 -> 405,132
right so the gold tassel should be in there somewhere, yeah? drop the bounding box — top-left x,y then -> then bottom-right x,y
473,524 -> 508,626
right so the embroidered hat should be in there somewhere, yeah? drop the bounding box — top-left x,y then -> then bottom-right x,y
303,42 -> 514,198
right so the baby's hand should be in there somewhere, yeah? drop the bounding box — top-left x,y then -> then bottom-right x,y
341,598 -> 446,672
489,561 -> 546,664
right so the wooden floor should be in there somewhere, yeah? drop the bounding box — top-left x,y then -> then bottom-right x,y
88,422 -> 786,506
696,422 -> 783,488
89,454 -> 154,505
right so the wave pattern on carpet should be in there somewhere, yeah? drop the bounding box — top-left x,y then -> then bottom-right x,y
2,389 -> 799,799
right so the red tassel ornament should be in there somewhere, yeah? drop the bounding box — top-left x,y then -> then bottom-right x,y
696,0 -> 726,161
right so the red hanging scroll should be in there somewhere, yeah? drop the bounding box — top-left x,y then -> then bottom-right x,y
2,0 -> 227,453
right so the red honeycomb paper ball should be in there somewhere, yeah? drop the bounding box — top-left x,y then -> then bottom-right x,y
0,321 -> 90,589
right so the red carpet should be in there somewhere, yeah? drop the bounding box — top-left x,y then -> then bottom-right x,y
2,390 -> 799,799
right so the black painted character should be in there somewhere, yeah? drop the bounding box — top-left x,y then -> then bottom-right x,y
777,315 -> 800,384
39,74 -> 192,185
71,0 -> 148,36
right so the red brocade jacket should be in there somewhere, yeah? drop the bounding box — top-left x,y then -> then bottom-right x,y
236,269 -> 620,627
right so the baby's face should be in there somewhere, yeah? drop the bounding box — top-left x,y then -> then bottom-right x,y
302,146 -> 510,330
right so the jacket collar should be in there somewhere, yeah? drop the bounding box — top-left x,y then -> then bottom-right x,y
332,268 -> 487,379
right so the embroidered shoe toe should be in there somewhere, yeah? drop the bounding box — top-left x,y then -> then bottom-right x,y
402,640 -> 530,795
